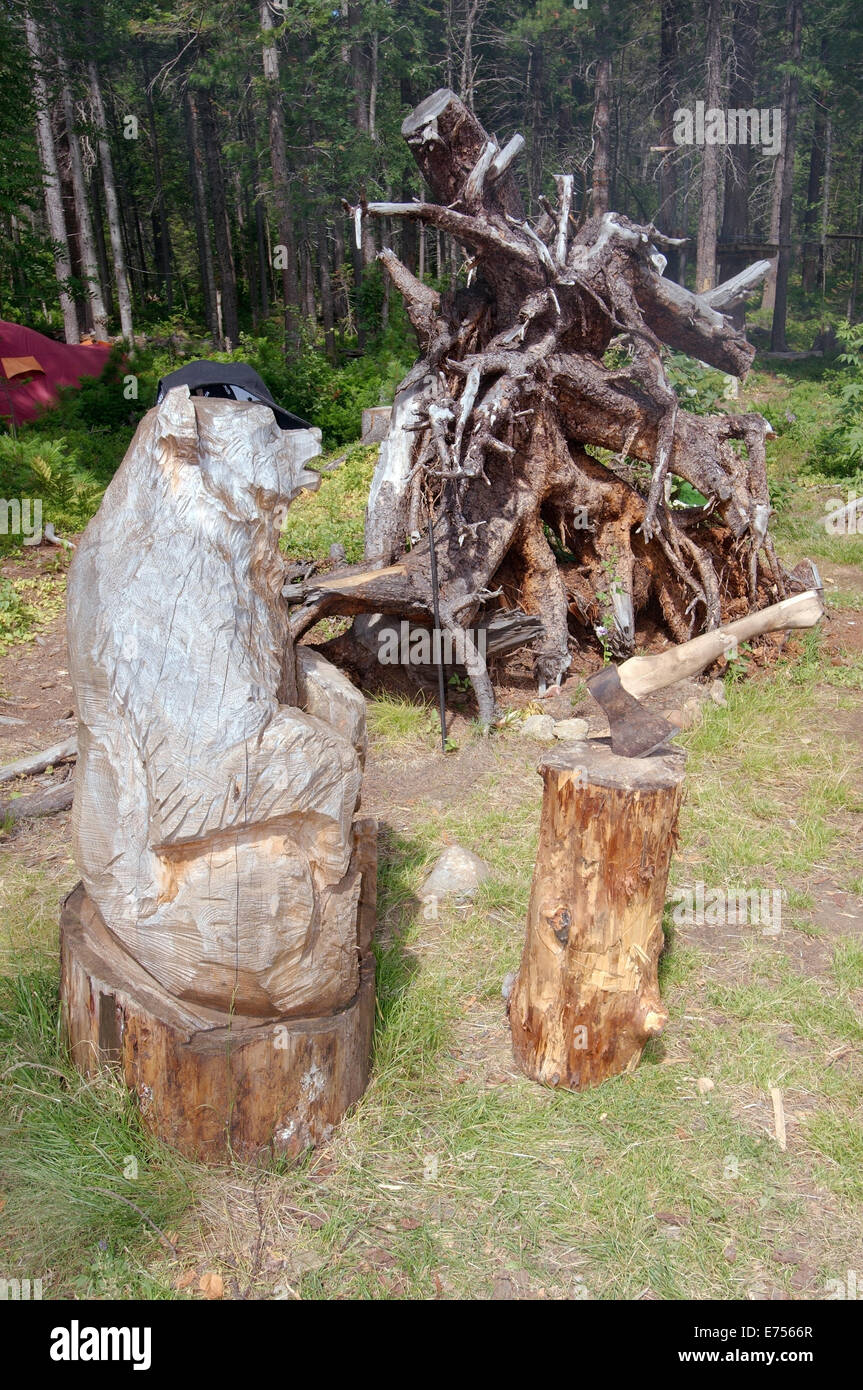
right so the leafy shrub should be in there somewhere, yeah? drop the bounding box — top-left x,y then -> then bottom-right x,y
814,323 -> 863,478
0,434 -> 103,546
664,352 -> 731,415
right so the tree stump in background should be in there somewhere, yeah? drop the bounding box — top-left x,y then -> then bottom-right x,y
509,740 -> 685,1090
60,819 -> 377,1164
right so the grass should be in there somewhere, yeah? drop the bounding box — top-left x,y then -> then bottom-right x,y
0,353 -> 861,1300
0,970 -> 198,1298
0,560 -> 66,656
668,632 -> 863,888
280,444 -> 378,565
366,692 -> 439,750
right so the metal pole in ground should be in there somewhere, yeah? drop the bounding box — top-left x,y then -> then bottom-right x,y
427,514 -> 448,753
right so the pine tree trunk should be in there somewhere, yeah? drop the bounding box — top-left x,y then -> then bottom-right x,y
718,0 -> 757,283
143,57 -> 172,311
198,89 -> 239,349
317,217 -> 336,361
89,175 -> 114,321
245,97 -> 271,322
24,11 -> 79,343
846,150 -> 863,322
590,55 -> 612,217
770,0 -> 802,351
695,0 -> 721,294
801,37 -> 829,295
301,232 -> 316,321
820,119 -> 831,297
55,105 -> 86,337
57,49 -> 108,337
658,0 -> 683,280
88,59 -> 133,339
183,89 -> 219,343
761,147 -> 784,312
259,0 -> 301,328
333,214 -> 348,321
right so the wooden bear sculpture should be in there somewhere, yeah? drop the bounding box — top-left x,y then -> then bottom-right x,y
61,387 -> 376,1160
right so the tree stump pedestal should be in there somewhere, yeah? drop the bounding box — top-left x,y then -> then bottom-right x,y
60,820 -> 378,1164
509,740 -> 685,1089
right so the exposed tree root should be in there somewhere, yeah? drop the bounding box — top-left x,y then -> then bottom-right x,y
288,87 -> 802,724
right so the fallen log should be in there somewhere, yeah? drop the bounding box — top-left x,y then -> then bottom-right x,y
0,779 -> 74,824
0,736 -> 77,784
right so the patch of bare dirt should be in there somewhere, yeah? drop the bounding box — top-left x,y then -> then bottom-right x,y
0,546 -> 74,763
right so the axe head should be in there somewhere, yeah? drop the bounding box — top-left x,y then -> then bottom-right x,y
586,666 -> 678,758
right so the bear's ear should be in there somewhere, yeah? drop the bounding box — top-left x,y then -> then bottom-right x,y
154,386 -> 200,468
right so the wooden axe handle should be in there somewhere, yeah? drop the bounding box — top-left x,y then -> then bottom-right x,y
617,589 -> 824,700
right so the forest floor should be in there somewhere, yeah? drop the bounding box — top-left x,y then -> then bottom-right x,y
0,361 -> 861,1300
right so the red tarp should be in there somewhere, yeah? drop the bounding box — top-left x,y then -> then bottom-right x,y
0,320 -> 112,426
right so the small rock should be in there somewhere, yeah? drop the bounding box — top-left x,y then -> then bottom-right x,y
709,679 -> 727,707
521,713 -> 556,740
553,717 -> 589,741
419,845 -> 490,903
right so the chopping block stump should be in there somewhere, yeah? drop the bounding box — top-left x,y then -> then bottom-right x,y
509,740 -> 685,1090
60,820 -> 377,1164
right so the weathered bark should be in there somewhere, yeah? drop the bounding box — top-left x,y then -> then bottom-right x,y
509,742 -> 685,1089
24,11 -> 79,344
88,58 -> 133,340
287,88 -> 793,726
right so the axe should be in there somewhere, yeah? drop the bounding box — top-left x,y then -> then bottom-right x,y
587,587 -> 825,757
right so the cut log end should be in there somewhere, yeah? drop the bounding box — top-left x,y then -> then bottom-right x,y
60,818 -> 378,1163
509,739 -> 685,1090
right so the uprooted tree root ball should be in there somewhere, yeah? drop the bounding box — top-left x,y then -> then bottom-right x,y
288,87 -> 804,727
